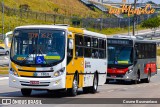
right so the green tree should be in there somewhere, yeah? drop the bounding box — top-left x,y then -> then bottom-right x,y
141,17 -> 160,39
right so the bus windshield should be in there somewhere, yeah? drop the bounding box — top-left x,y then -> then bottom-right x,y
11,29 -> 65,66
108,45 -> 133,65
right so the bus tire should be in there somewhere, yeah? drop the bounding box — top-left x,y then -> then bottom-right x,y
105,79 -> 110,84
21,89 -> 32,96
134,71 -> 140,84
90,73 -> 98,93
83,87 -> 90,93
5,51 -> 9,55
68,74 -> 78,96
145,70 -> 151,83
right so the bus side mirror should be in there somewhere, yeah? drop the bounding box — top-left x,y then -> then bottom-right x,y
69,39 -> 73,49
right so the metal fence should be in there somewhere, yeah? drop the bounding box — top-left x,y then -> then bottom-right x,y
0,2 -> 159,30
0,3 -> 72,24
82,13 -> 158,29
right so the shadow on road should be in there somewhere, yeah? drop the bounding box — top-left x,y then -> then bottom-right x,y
105,80 -> 149,85
0,90 -> 99,98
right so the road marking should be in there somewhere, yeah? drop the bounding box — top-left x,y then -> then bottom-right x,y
0,77 -> 9,80
123,88 -> 128,90
107,90 -> 114,93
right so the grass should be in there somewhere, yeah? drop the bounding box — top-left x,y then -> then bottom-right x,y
0,67 -> 8,75
87,25 -> 146,35
0,0 -> 104,34
0,12 -> 54,33
3,0 -> 102,18
0,0 -> 147,35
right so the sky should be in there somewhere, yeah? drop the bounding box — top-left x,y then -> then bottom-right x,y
110,0 -> 160,4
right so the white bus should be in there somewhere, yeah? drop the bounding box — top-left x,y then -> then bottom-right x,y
9,25 -> 107,96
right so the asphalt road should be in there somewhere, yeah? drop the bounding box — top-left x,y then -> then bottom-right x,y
0,55 -> 9,66
0,29 -> 160,107
0,70 -> 160,107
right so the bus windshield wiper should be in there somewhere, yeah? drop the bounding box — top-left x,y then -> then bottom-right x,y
21,49 -> 35,64
38,47 -> 48,65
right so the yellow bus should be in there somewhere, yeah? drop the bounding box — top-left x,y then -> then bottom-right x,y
9,25 -> 107,96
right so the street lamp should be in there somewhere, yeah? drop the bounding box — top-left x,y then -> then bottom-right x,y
100,0 -> 104,31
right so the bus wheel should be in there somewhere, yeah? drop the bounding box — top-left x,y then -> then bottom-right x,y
105,79 -> 110,84
68,74 -> 78,96
90,73 -> 98,93
21,89 -> 32,96
83,87 -> 90,93
5,51 -> 9,55
145,71 -> 151,83
134,72 -> 140,84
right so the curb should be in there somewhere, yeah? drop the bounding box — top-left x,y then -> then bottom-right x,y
0,77 -> 9,80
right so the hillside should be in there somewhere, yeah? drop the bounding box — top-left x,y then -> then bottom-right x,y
4,0 -> 102,17
0,0 -> 105,34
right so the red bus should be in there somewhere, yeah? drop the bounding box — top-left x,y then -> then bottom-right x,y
106,35 -> 157,84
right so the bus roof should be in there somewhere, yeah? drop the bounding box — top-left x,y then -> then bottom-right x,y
108,35 -> 157,44
14,25 -> 107,39
15,25 -> 69,30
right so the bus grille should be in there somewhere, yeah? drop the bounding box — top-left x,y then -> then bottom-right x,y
107,73 -> 124,78
20,81 -> 50,87
20,75 -> 51,78
18,69 -> 53,78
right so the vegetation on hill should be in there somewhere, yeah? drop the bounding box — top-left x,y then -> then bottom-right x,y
4,0 -> 102,18
0,12 -> 53,33
0,0 -> 145,36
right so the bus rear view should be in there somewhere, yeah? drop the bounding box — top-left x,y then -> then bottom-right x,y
106,36 -> 157,84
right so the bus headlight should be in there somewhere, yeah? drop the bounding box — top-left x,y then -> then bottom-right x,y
10,68 -> 18,77
53,68 -> 65,77
127,66 -> 133,73
128,69 -> 133,73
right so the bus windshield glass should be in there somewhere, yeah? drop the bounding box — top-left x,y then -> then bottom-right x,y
108,46 -> 133,65
11,29 -> 65,66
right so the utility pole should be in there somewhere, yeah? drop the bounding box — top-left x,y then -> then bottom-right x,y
100,0 -> 103,31
128,0 -> 130,36
2,0 -> 4,39
133,0 -> 137,36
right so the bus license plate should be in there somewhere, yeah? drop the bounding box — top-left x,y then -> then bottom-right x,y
37,72 -> 49,76
111,75 -> 116,78
30,81 -> 39,85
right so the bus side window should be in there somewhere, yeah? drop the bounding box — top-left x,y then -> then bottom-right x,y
92,37 -> 98,58
84,36 -> 91,58
75,34 -> 83,57
99,39 -> 106,59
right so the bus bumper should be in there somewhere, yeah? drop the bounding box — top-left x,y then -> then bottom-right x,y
107,72 -> 136,81
9,74 -> 66,90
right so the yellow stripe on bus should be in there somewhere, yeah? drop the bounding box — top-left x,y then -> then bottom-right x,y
20,66 -> 36,71
18,72 -> 34,76
44,56 -> 60,60
118,61 -> 129,64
